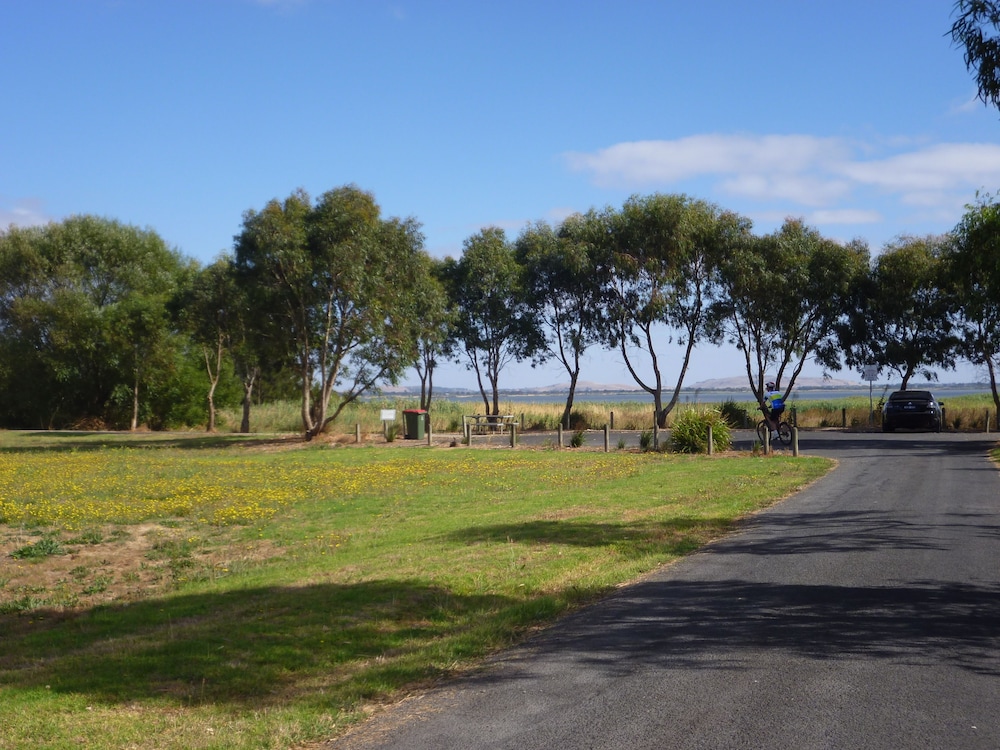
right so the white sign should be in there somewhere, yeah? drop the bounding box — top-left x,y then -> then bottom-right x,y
861,365 -> 879,381
380,409 -> 396,421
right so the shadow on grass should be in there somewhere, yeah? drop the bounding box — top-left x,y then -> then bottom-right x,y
6,573 -> 999,719
0,580 -> 528,709
444,518 -> 729,557
2,432 -> 305,453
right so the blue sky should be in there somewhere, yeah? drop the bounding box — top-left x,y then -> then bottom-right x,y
3,1 -> 998,389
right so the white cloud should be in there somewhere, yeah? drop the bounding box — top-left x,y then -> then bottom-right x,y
838,143 -> 1000,193
563,134 -> 1000,234
719,173 -> 853,206
564,134 -> 848,190
807,208 -> 882,225
0,198 -> 50,229
949,92 -> 984,115
545,206 -> 579,224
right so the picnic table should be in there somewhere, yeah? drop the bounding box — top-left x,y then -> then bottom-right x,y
464,414 -> 517,434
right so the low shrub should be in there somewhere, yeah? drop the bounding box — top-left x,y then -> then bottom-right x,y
719,399 -> 751,428
638,429 -> 654,452
11,537 -> 65,560
670,407 -> 732,454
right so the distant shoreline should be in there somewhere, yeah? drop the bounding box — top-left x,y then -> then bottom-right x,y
401,384 -> 992,405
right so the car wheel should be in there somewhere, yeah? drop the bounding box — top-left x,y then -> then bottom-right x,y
882,422 -> 894,433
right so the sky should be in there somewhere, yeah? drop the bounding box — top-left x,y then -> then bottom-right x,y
3,0 -> 1000,390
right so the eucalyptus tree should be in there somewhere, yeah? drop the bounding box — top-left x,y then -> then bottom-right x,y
840,235 -> 958,390
948,193 -> 1000,417
175,255 -> 273,432
0,216 -> 190,429
712,218 -> 869,410
441,227 -> 544,415
596,194 -> 743,427
233,186 -> 428,439
412,255 -> 456,411
951,0 -> 1000,111
515,216 -> 607,428
177,258 -> 227,431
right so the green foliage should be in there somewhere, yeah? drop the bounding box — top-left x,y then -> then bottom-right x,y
638,429 -> 654,451
0,216 -> 190,429
669,407 -> 732,453
719,398 -> 751,427
233,186 -> 431,438
515,218 -> 608,426
951,1 -> 1000,112
596,194 -> 746,426
570,430 -> 586,448
11,537 -> 64,559
712,218 -> 869,401
439,227 -> 544,415
840,235 -> 957,388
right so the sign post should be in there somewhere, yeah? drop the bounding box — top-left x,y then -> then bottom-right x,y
861,365 -> 879,425
380,409 -> 395,440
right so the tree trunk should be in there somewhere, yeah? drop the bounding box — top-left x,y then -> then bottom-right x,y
421,366 -> 435,412
561,371 -> 579,430
987,358 -> 1000,428
654,392 -> 665,429
204,343 -> 223,432
131,373 -> 140,431
241,384 -> 253,433
240,368 -> 257,433
206,388 -> 216,432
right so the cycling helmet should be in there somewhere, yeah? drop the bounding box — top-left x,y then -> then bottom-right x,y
765,381 -> 775,390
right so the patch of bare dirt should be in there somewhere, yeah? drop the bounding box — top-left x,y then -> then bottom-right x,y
0,522 -> 283,614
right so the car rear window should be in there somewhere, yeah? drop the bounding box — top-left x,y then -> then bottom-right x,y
888,391 -> 933,401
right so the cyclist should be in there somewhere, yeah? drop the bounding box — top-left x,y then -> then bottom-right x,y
763,381 -> 785,441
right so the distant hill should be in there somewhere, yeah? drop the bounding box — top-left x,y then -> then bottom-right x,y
688,375 -> 862,390
509,376 -> 862,392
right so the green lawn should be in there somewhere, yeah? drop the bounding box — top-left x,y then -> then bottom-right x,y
0,433 -> 832,749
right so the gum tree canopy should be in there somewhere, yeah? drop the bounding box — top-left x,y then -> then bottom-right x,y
0,215 -> 189,429
951,1 -> 1000,111
233,186 -> 428,440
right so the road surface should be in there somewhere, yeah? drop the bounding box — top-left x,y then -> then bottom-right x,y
330,431 -> 1000,749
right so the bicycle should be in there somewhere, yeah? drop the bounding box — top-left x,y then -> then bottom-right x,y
756,417 -> 792,446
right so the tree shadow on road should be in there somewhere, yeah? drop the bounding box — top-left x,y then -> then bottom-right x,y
492,576 -> 1000,680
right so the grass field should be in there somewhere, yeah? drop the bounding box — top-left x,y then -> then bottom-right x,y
0,431 -> 832,749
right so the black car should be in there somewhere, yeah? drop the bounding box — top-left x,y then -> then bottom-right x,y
882,390 -> 943,432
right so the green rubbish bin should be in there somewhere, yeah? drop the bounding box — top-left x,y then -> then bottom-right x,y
402,409 -> 427,440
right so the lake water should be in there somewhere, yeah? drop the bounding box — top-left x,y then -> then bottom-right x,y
449,385 -> 993,405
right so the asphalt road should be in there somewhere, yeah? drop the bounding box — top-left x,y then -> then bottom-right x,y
329,431 -> 1000,749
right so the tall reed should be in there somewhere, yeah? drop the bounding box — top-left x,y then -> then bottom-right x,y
214,392 -> 1000,435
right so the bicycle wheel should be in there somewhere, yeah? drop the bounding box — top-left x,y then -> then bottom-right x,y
756,420 -> 768,444
777,421 -> 792,445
